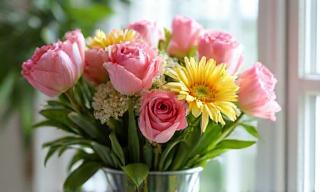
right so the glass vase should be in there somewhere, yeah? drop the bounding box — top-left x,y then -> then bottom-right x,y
102,167 -> 203,192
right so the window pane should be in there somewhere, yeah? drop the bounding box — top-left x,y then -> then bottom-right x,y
302,94 -> 320,191
303,96 -> 317,191
315,96 -> 320,191
317,0 -> 320,74
304,0 -> 319,76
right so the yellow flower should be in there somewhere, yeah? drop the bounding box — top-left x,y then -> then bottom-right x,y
165,57 -> 239,132
87,29 -> 137,48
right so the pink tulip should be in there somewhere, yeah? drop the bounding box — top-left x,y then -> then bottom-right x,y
139,90 -> 188,143
22,30 -> 85,97
237,63 -> 281,121
167,16 -> 203,57
198,31 -> 243,75
104,42 -> 161,95
84,48 -> 108,84
128,20 -> 164,47
65,29 -> 86,61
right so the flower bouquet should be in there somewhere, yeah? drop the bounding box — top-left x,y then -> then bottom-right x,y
22,16 -> 281,192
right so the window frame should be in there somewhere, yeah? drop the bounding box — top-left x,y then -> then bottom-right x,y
256,0 -> 320,191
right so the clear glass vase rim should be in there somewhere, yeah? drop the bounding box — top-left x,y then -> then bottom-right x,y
103,166 -> 203,175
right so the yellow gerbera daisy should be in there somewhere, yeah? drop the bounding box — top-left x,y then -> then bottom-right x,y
165,57 -> 239,132
87,29 -> 137,48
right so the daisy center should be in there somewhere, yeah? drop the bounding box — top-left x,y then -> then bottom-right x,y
191,84 -> 215,102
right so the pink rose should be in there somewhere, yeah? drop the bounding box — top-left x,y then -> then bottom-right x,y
167,16 -> 203,57
104,42 -> 161,95
139,90 -> 188,143
22,30 -> 85,96
128,20 -> 164,47
198,31 -> 243,75
237,63 -> 281,121
84,48 -> 108,84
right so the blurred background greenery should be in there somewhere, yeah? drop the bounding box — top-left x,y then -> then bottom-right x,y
0,0 -> 128,144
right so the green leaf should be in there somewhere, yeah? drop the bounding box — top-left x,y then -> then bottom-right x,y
158,27 -> 171,51
68,150 -> 99,171
170,117 -> 201,170
193,148 -> 227,167
58,146 -> 69,157
47,100 -> 73,110
122,163 -> 149,187
109,132 -> 125,165
189,121 -> 222,157
143,143 -> 153,168
239,123 -> 260,139
91,142 -> 114,167
43,136 -> 91,148
68,150 -> 86,171
110,152 -> 122,168
63,162 -> 101,192
33,120 -> 77,134
163,146 -> 177,170
170,143 -> 189,170
159,139 -> 183,170
44,146 -> 59,166
216,139 -> 256,150
39,108 -> 76,133
128,98 -> 140,162
68,112 -> 104,142
40,107 -> 71,120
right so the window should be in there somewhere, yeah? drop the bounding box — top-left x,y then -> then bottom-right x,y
287,0 -> 320,191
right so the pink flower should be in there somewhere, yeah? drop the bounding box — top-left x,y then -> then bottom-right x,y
167,16 -> 203,57
198,31 -> 243,75
128,20 -> 164,47
237,63 -> 281,121
84,48 -> 108,84
21,30 -> 85,96
104,42 -> 161,95
139,90 -> 188,143
65,29 -> 86,62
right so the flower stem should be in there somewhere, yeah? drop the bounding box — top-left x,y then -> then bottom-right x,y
65,89 -> 81,112
214,112 -> 244,145
153,143 -> 162,170
128,97 -> 140,162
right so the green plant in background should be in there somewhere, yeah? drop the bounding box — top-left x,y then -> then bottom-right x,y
0,0 -> 128,144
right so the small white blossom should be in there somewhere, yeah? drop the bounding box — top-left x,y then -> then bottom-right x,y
92,82 -> 129,124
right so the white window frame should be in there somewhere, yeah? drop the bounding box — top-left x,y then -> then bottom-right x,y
256,0 -> 320,191
287,0 -> 320,191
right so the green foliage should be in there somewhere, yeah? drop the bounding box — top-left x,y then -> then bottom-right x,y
38,80 -> 150,190
63,161 -> 102,191
239,122 -> 260,138
158,27 -> 171,52
127,98 -> 140,162
37,78 -> 259,190
109,132 -> 125,165
216,139 -> 256,149
122,163 -> 149,187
